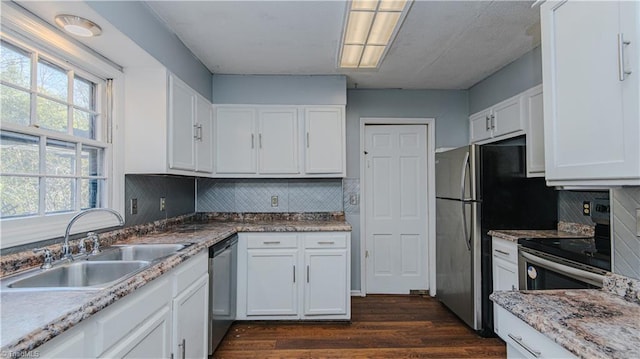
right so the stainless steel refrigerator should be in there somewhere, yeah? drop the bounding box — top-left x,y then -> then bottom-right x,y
435,136 -> 558,336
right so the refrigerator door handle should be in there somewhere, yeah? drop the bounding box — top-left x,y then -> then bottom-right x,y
460,151 -> 472,251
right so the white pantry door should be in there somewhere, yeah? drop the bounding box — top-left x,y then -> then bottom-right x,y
365,125 -> 428,294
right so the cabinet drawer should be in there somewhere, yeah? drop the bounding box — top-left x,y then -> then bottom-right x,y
304,233 -> 347,249
492,237 -> 518,264
246,234 -> 298,249
495,306 -> 575,358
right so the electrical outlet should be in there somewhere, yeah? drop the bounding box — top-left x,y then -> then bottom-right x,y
349,194 -> 359,205
130,198 -> 138,215
160,197 -> 166,212
582,201 -> 591,216
271,196 -> 278,207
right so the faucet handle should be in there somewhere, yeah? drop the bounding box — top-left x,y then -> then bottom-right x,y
88,232 -> 101,255
33,248 -> 53,269
78,237 -> 88,255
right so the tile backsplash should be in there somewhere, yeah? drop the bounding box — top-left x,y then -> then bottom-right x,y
612,187 -> 640,280
558,190 -> 610,226
197,178 -> 343,213
125,175 -> 195,226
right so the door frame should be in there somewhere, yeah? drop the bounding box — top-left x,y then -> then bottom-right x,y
359,118 -> 436,296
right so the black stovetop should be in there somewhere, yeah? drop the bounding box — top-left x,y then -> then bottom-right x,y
519,233 -> 611,272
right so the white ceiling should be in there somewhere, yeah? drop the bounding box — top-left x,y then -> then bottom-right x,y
146,0 -> 541,90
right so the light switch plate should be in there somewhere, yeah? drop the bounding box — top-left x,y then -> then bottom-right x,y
271,196 -> 278,207
160,197 -> 166,212
130,198 -> 138,215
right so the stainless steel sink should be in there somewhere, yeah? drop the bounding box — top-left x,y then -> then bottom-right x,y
6,261 -> 149,290
87,243 -> 189,262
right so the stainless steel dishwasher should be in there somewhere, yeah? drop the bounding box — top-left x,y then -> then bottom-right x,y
208,234 -> 238,354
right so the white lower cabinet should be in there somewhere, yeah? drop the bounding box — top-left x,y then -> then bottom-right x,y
495,306 -> 576,359
237,232 -> 351,320
492,236 -> 519,336
35,252 -> 209,359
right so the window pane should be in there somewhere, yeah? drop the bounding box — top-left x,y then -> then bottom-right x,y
73,109 -> 95,139
1,84 -> 30,126
37,59 -> 67,100
37,96 -> 68,132
0,41 -> 31,88
73,76 -> 94,110
46,139 -> 75,175
81,146 -> 103,176
0,131 -> 39,174
0,176 -> 39,217
80,178 -> 102,209
45,177 -> 74,213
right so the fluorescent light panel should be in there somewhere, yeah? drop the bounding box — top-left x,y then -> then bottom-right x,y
339,0 -> 410,69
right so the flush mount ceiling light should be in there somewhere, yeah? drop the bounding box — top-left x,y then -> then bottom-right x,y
54,14 -> 102,37
339,0 -> 412,69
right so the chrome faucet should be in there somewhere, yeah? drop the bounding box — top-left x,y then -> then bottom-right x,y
62,208 -> 125,261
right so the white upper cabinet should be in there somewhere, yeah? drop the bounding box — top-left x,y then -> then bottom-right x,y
469,96 -> 523,143
124,68 -> 214,176
304,107 -> 346,175
213,105 -> 345,178
258,108 -> 299,174
524,85 -> 545,177
541,0 -> 639,186
214,107 -> 258,174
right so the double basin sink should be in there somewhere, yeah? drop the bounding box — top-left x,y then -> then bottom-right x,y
3,243 -> 192,291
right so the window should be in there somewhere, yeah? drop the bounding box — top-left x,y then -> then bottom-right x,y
0,39 -> 108,219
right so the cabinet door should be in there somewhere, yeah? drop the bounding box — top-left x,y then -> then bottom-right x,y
168,75 -> 196,171
195,96 -> 214,173
469,109 -> 493,143
493,256 -> 518,292
37,325 -> 87,358
99,306 -> 172,359
541,1 -> 639,184
246,249 -> 298,316
492,96 -> 523,138
258,108 -> 299,174
215,107 -> 257,174
172,274 -> 209,359
304,107 -> 345,175
524,86 -> 545,177
303,249 -> 348,316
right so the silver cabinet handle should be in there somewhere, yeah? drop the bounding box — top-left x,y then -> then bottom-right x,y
198,124 -> 203,141
193,124 -> 199,140
293,265 -> 296,283
495,249 -> 511,256
317,241 -> 335,245
259,133 -> 262,148
490,114 -> 496,129
178,338 -> 186,359
485,116 -> 491,131
307,265 -> 310,283
618,33 -> 632,81
263,241 -> 280,245
306,132 -> 310,148
508,334 -> 541,358
251,134 -> 255,148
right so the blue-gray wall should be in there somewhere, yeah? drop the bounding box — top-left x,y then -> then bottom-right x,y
212,75 -> 347,105
468,46 -> 542,114
88,1 -> 212,99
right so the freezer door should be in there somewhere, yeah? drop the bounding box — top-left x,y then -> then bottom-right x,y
435,146 -> 475,200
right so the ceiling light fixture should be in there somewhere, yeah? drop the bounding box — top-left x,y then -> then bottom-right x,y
338,0 -> 412,69
54,14 -> 102,38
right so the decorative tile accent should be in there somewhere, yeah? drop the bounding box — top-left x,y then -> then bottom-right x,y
236,179 -> 289,213
196,178 -> 343,213
612,187 -> 640,280
557,190 -> 609,226
343,178 -> 360,214
125,175 -> 195,226
197,179 -> 235,212
288,180 -> 342,212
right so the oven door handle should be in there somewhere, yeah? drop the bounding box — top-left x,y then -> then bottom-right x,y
520,251 -> 605,287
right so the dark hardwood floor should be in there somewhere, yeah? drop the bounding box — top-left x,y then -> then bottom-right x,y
212,295 -> 506,358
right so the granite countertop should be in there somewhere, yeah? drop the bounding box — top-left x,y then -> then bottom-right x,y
488,229 -> 591,243
490,274 -> 640,359
0,214 -> 351,355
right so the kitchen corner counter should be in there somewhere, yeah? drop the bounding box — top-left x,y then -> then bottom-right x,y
490,274 -> 640,359
488,229 -> 590,243
0,213 -> 351,356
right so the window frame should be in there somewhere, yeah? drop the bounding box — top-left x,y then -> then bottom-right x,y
0,14 -> 124,249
